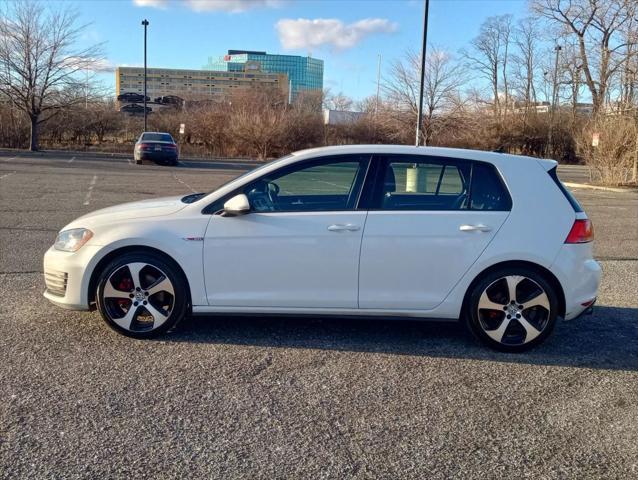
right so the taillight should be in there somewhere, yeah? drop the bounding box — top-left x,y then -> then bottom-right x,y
565,219 -> 593,243
137,143 -> 151,150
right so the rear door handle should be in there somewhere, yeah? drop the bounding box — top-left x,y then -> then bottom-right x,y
328,223 -> 360,232
459,224 -> 492,232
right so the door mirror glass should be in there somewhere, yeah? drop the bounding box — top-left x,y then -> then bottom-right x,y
223,194 -> 251,216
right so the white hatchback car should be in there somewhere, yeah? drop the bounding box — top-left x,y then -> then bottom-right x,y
44,145 -> 601,351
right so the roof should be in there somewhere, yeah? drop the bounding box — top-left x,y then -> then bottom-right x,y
292,144 -> 544,164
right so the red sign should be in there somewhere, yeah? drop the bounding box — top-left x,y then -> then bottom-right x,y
224,55 -> 231,61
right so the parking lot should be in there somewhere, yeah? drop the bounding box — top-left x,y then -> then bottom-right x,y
1,151 -> 637,478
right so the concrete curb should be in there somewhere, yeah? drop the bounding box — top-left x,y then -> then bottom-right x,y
563,182 -> 637,193
0,147 -> 264,165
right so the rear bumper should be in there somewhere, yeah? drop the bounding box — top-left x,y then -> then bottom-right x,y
550,243 -> 602,320
136,152 -> 178,162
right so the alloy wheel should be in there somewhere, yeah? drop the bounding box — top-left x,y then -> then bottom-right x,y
477,275 -> 551,346
101,262 -> 175,332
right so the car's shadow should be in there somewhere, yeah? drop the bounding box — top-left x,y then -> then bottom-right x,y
163,305 -> 638,371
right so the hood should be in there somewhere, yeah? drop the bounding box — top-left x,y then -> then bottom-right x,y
64,195 -> 188,229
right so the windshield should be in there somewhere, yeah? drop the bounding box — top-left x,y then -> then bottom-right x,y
142,133 -> 173,142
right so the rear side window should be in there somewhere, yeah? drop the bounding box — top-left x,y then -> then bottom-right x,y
548,167 -> 583,212
369,155 -> 511,211
469,163 -> 512,211
376,157 -> 471,211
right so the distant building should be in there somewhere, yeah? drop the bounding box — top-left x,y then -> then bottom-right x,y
512,101 -> 550,114
203,50 -> 323,100
323,109 -> 366,126
115,66 -> 288,102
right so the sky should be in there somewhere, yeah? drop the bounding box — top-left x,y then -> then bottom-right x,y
66,0 -> 530,100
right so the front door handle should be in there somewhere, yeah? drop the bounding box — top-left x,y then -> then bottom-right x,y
459,224 -> 492,233
327,223 -> 360,232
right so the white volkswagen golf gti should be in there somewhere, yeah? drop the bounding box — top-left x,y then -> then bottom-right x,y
43,145 -> 601,351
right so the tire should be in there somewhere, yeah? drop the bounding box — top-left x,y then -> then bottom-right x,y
135,158 -> 142,165
95,252 -> 188,338
465,266 -> 559,352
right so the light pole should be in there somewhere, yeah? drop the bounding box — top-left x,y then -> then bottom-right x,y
547,44 -> 562,157
415,0 -> 430,146
375,53 -> 381,115
142,19 -> 149,132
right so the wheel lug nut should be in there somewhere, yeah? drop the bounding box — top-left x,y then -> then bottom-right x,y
506,314 -> 511,319
136,287 -> 141,291
503,306 -> 508,311
516,314 -> 521,318
144,291 -> 149,296
129,294 -> 134,298
133,301 -> 139,306
143,301 -> 147,305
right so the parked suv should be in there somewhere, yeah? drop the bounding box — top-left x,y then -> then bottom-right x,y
43,145 -> 600,351
134,132 -> 178,165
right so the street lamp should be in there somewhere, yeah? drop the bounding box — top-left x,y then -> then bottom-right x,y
142,19 -> 149,132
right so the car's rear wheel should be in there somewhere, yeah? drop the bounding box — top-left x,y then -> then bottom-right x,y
95,252 -> 188,338
466,267 -> 559,352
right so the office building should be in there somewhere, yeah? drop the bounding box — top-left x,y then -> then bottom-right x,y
115,66 -> 288,101
203,50 -> 323,100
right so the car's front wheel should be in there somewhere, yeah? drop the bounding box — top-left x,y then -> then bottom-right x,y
95,252 -> 188,338
466,267 -> 559,352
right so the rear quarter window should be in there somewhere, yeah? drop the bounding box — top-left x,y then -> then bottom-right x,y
469,163 -> 512,211
548,166 -> 584,212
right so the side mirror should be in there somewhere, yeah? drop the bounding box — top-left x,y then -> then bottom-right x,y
223,193 -> 250,216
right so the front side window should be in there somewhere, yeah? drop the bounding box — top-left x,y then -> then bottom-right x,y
243,155 -> 369,212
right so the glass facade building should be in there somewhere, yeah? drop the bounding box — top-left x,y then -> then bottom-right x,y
204,50 -> 323,100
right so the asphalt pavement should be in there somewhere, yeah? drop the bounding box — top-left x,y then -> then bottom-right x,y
1,151 -> 637,479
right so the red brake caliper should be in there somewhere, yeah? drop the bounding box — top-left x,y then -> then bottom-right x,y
117,277 -> 134,309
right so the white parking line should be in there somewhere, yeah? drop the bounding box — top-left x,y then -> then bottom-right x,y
2,156 -> 17,163
67,156 -> 75,163
83,175 -> 98,206
0,172 -> 15,180
172,173 -> 196,193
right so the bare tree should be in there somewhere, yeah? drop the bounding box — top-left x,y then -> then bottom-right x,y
532,0 -> 638,116
462,15 -> 514,121
383,47 -> 465,143
0,0 -> 103,150
322,88 -> 354,111
511,17 -> 541,110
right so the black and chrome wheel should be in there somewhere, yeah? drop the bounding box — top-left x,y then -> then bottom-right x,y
466,267 -> 559,352
96,252 -> 188,338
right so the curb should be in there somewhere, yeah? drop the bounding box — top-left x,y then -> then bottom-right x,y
563,182 -> 637,193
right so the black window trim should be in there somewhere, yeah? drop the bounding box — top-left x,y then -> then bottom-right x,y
362,153 -> 512,212
201,154 -> 373,215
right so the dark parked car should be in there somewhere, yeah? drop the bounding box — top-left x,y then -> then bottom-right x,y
117,92 -> 150,103
134,132 -> 179,166
154,95 -> 184,107
120,103 -> 152,115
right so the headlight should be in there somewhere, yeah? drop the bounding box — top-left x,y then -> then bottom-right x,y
54,228 -> 93,252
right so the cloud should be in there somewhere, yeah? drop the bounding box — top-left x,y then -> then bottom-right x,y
276,18 -> 397,51
183,0 -> 283,12
133,0 -> 169,8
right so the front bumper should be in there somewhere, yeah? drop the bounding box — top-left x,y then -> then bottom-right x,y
43,244 -> 103,311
